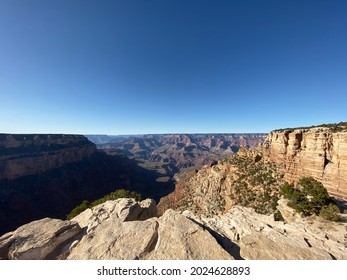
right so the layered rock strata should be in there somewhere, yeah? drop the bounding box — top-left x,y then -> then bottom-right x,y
0,134 -> 96,180
261,127 -> 347,199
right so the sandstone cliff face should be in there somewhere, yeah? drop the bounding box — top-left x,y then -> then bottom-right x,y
261,127 -> 347,199
0,134 -> 96,180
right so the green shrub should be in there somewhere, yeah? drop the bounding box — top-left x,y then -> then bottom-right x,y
271,196 -> 279,210
319,204 -> 340,222
67,200 -> 91,220
274,210 -> 284,222
280,177 -> 339,219
298,177 -> 330,214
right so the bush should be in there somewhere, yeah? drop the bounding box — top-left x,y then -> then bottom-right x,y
274,210 -> 284,222
67,189 -> 142,220
298,177 -> 330,214
91,189 -> 142,207
319,204 -> 340,221
67,200 -> 91,220
280,177 -> 339,219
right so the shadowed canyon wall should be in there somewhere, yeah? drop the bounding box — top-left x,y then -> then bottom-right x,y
0,134 -> 96,180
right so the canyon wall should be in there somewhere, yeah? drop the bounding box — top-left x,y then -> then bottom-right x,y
261,127 -> 347,199
0,134 -> 96,180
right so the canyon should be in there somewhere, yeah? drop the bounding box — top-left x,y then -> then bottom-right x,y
158,124 -> 347,217
0,134 -> 172,235
0,133 -> 264,236
91,133 -> 266,178
1,123 -> 347,259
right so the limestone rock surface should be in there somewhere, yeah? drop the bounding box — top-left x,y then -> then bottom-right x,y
68,201 -> 232,260
72,198 -> 157,234
0,218 -> 81,260
145,209 -> 233,260
193,205 -> 347,260
2,198 -> 346,260
67,218 -> 159,260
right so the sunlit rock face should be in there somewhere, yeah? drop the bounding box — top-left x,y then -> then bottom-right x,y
261,127 -> 347,199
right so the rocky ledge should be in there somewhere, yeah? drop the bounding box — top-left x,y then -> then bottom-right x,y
1,198 -> 346,260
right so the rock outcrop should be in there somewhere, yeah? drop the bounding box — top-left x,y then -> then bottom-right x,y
158,152 -> 284,216
68,199 -> 232,260
0,218 -> 81,260
184,201 -> 347,260
0,198 -> 234,260
2,198 -> 345,260
0,134 -> 96,180
261,127 -> 347,199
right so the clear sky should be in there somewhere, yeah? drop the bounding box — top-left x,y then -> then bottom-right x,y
0,0 -> 346,134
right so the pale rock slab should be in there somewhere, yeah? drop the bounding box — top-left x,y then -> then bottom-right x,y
67,218 -> 159,260
194,206 -> 347,260
145,209 -> 234,260
0,218 -> 81,260
72,198 -> 157,234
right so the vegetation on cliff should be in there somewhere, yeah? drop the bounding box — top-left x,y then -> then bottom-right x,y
67,189 -> 142,220
280,177 -> 340,221
273,121 -> 347,133
221,154 -> 284,215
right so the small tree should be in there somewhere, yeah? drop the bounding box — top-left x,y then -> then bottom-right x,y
319,204 -> 340,222
67,200 -> 91,220
280,177 -> 340,220
298,177 -> 330,214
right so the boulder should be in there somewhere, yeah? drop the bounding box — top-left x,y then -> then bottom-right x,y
276,198 -> 302,223
145,209 -> 234,260
67,218 -> 159,260
66,207 -> 233,260
72,198 -> 157,234
0,218 -> 81,260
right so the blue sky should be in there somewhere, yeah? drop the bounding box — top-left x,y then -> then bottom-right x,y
0,0 -> 346,134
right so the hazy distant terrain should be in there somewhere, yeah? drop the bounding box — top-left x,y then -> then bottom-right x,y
87,133 -> 266,181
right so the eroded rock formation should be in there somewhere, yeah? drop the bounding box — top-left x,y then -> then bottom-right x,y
0,199 -> 234,260
261,127 -> 347,199
186,200 -> 347,260
2,198 -> 345,260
